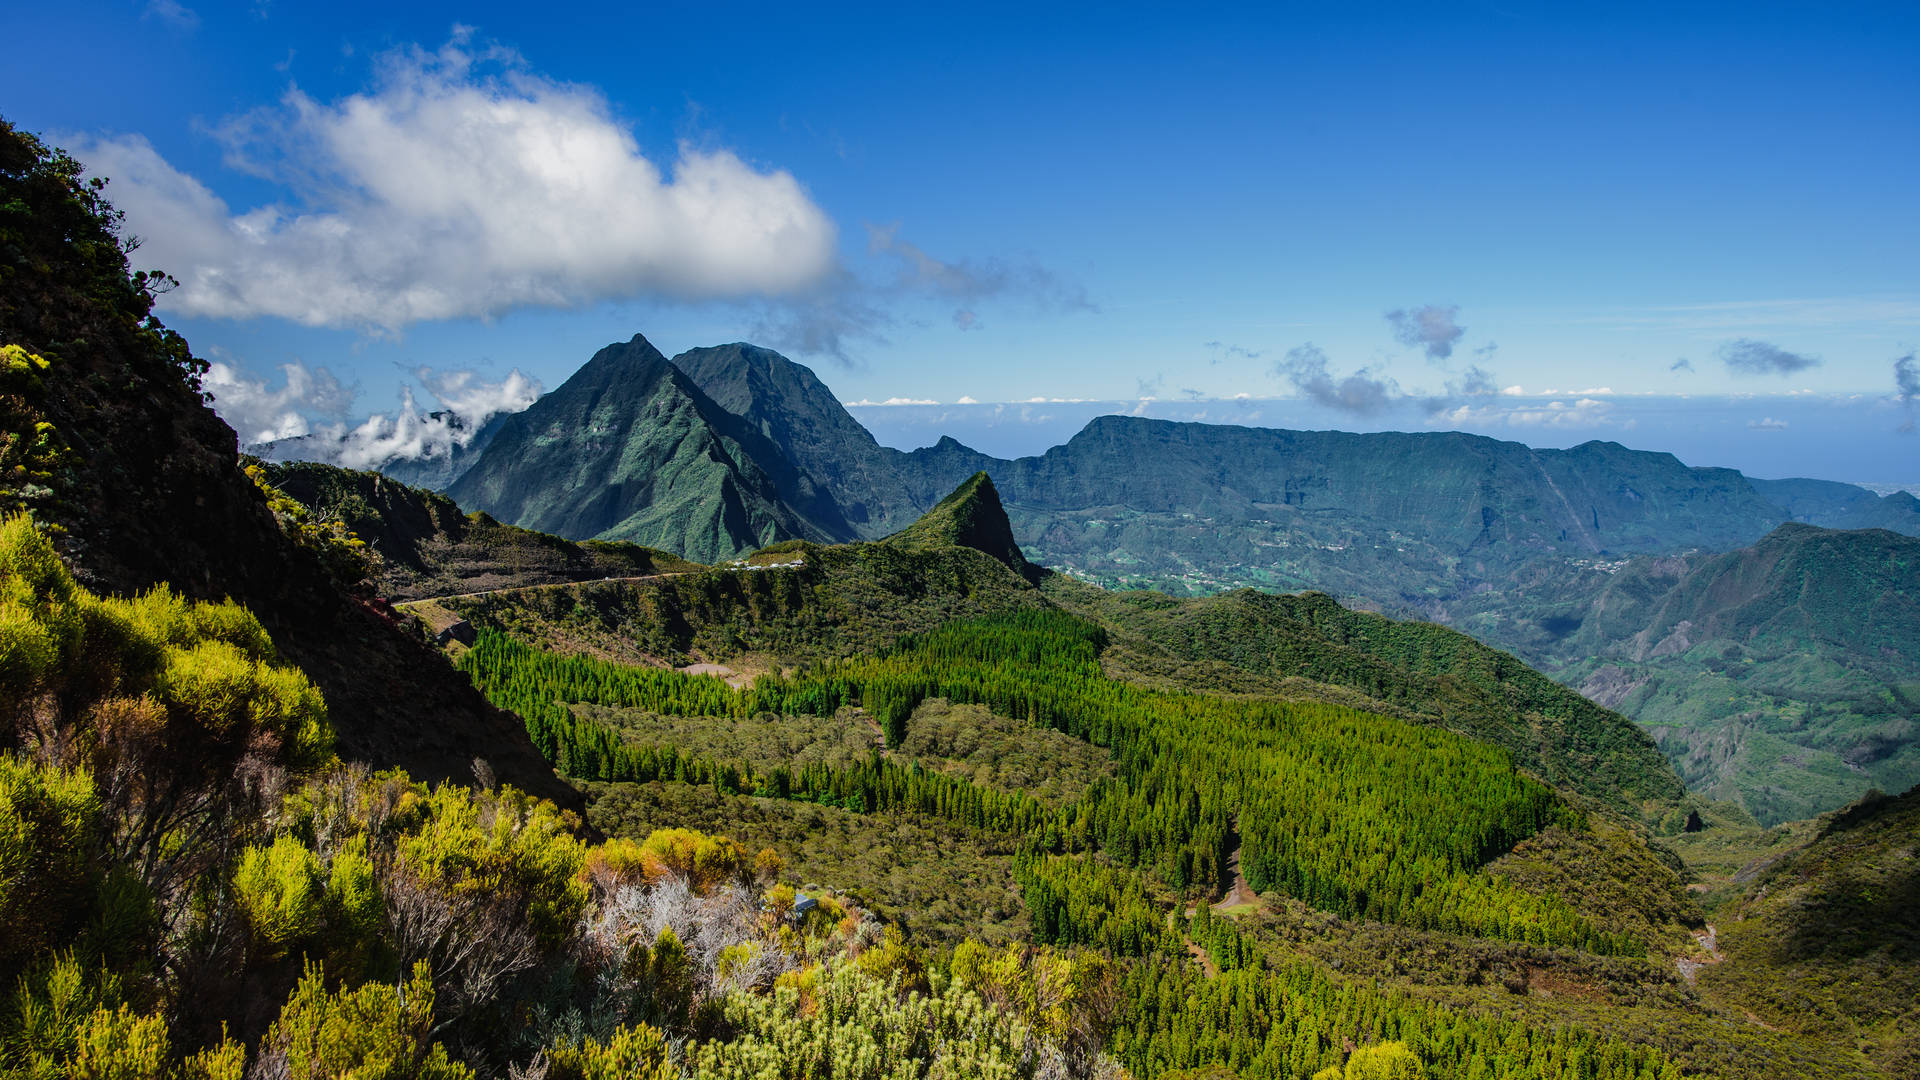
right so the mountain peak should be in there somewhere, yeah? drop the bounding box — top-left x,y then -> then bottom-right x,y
886,471 -> 1040,582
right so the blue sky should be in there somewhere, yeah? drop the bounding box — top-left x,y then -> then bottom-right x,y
6,2 -> 1918,479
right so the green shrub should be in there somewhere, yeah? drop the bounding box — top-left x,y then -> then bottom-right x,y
0,756 -> 101,970
71,1004 -> 169,1080
549,1023 -> 675,1080
260,961 -> 470,1080
234,835 -> 325,958
1342,1042 -> 1426,1080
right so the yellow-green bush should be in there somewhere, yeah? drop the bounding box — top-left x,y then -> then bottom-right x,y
71,1004 -> 170,1080
260,961 -> 470,1080
234,834 -> 325,958
1340,1042 -> 1427,1080
590,826 -> 752,894
0,513 -> 332,767
548,1022 -> 676,1080
394,784 -> 587,947
1,954 -> 123,1078
0,757 -> 101,970
324,835 -> 382,938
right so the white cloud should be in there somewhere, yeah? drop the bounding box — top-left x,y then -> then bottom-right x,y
212,359 -> 542,469
203,360 -> 352,442
1748,416 -> 1790,430
956,395 -> 979,404
76,32 -> 835,332
842,397 -> 938,407
415,366 -> 540,420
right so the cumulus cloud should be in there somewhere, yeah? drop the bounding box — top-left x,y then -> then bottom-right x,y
1718,338 -> 1821,376
1670,357 -> 1694,373
1273,344 -> 1400,415
414,366 -> 540,422
1897,352 -> 1918,433
1386,304 -> 1466,362
1748,417 -> 1790,430
74,31 -> 837,332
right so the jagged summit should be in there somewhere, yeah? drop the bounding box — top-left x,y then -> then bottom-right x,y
886,471 -> 1041,583
446,335 -> 832,562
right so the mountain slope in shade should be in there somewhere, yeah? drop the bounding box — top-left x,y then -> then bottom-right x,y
671,342 -> 923,537
259,460 -> 699,601
447,335 -> 835,563
886,471 -> 1041,583
1699,785 -> 1920,1079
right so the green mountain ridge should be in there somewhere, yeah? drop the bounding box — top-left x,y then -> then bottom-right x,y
415,339 -> 1919,821
259,459 -> 699,600
885,470 -> 1042,583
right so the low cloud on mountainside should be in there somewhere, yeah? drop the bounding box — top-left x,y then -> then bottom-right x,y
73,30 -> 837,333
208,361 -> 540,470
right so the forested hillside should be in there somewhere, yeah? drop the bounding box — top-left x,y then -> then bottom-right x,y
425,479 -> 1911,1078
1453,524 -> 1920,824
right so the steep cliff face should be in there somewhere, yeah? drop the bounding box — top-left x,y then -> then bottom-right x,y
673,343 -> 925,537
0,120 -> 576,810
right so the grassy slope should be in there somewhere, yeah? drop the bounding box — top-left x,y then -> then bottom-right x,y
1696,786 -> 1920,1079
